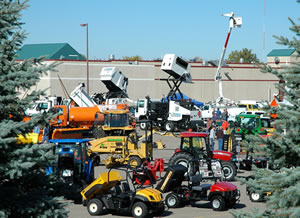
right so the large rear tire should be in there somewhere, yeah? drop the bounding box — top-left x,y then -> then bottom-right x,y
168,152 -> 197,176
222,161 -> 236,181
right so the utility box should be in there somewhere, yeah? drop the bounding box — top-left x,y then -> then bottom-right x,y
160,54 -> 192,83
100,67 -> 128,94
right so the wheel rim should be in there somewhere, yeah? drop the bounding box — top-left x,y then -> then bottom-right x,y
177,160 -> 191,176
140,123 -> 146,129
177,160 -> 188,168
223,166 -> 233,179
89,203 -> 98,213
130,159 -> 138,167
166,123 -> 172,131
134,206 -> 143,216
251,193 -> 260,201
212,199 -> 220,209
167,196 -> 176,206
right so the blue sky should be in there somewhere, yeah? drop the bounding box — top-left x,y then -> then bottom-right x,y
21,0 -> 299,62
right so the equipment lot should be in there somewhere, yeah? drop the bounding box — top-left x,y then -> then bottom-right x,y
67,134 -> 266,218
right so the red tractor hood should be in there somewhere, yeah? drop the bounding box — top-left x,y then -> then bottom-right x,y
212,150 -> 233,161
211,181 -> 237,192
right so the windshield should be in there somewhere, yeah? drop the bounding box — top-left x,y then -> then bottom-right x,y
240,117 -> 259,129
105,113 -> 129,127
182,137 -> 207,155
138,100 -> 144,108
38,102 -> 49,110
55,143 -> 81,160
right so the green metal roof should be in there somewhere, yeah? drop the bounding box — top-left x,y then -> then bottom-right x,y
16,43 -> 85,60
267,49 -> 296,57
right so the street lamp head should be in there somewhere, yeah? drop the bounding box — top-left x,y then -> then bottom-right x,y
80,23 -> 87,27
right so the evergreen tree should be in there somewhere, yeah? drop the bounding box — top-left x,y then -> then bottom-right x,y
0,1 -> 68,217
233,5 -> 300,218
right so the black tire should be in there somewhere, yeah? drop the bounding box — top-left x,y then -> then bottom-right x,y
87,198 -> 103,215
139,122 -> 147,131
131,201 -> 148,218
165,193 -> 181,208
249,191 -> 263,202
230,133 -> 240,153
222,161 -> 237,181
128,156 -> 142,168
82,198 -> 87,206
164,121 -> 175,132
93,155 -> 100,166
211,195 -> 226,211
89,163 -> 95,183
168,152 -> 197,176
93,127 -> 106,139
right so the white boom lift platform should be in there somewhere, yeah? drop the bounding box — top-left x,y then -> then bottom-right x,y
215,12 -> 242,105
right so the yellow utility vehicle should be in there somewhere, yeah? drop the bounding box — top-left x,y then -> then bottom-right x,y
100,109 -> 135,137
81,169 -> 164,217
89,131 -> 153,167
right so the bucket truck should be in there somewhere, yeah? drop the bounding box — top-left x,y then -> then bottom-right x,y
215,12 -> 242,105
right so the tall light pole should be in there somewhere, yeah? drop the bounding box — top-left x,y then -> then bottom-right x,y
80,23 -> 89,95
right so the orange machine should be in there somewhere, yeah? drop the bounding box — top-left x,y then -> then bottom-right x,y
50,105 -> 104,139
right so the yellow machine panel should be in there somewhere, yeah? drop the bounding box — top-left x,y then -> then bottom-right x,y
81,171 -> 122,200
136,188 -> 163,202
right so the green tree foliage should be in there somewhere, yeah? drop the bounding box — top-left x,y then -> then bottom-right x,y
0,1 -> 68,217
122,55 -> 143,61
233,9 -> 300,218
228,48 -> 260,63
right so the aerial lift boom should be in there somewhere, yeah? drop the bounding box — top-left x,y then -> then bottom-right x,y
215,12 -> 242,104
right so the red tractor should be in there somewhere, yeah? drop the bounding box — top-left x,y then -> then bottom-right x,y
168,132 -> 237,181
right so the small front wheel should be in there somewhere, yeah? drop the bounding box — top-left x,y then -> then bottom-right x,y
164,121 -> 175,132
128,156 -> 142,168
211,195 -> 226,211
249,191 -> 263,202
87,199 -> 103,215
165,193 -> 181,208
131,201 -> 148,218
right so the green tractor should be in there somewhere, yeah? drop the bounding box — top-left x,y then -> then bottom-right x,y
230,114 -> 268,170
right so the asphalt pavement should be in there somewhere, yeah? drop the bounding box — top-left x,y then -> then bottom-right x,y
67,134 -> 266,218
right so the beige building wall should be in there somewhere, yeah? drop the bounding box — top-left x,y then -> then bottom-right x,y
34,60 -> 280,103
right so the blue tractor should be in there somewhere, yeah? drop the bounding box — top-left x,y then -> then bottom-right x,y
47,139 -> 95,186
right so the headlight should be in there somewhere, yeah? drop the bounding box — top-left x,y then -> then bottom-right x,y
70,148 -> 73,152
58,148 -> 62,152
